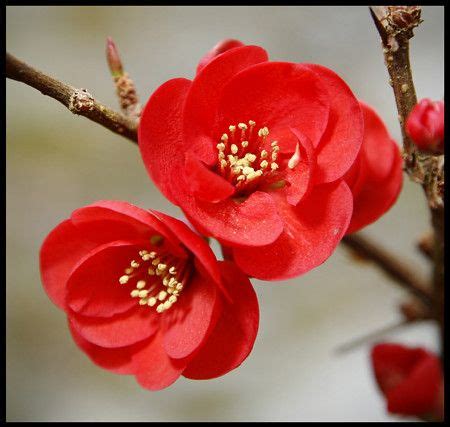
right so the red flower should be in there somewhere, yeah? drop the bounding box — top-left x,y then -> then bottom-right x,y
344,102 -> 403,234
40,200 -> 259,390
406,98 -> 444,154
371,343 -> 444,420
139,39 -> 363,280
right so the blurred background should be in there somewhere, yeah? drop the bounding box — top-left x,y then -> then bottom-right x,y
6,6 -> 444,422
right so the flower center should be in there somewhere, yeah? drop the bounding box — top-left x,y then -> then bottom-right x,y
118,247 -> 189,314
216,121 -> 280,194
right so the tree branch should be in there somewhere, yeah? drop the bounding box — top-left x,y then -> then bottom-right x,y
6,52 -> 139,143
342,234 -> 433,307
369,6 -> 444,356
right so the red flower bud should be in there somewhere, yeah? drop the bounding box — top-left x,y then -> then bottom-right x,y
371,343 -> 444,421
406,99 -> 444,154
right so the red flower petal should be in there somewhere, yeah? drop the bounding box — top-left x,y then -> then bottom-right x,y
232,180 -> 353,280
183,45 -> 269,165
68,319 -> 150,374
304,64 -> 364,184
69,306 -> 159,348
66,241 -> 147,318
135,332 -> 188,391
162,271 -> 220,359
151,211 -> 222,287
387,355 -> 442,416
345,102 -> 403,234
183,261 -> 259,379
216,62 -> 330,149
184,151 -> 235,202
71,200 -> 186,258
196,39 -> 244,74
40,219 -> 99,310
138,78 -> 192,205
181,190 -> 284,247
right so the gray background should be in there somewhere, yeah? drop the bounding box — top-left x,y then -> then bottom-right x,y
6,6 -> 444,422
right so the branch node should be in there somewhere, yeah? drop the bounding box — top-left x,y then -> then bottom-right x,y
69,88 -> 95,114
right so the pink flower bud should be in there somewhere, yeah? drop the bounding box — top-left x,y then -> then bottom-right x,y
106,37 -> 124,78
406,99 -> 444,154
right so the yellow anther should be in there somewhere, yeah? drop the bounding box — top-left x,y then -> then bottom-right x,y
220,159 -> 227,168
169,295 -> 177,303
151,258 -> 160,266
169,267 -> 176,275
130,289 -> 140,298
217,142 -> 226,151
231,144 -> 238,154
130,260 -> 140,268
124,267 -> 133,275
148,297 -> 157,307
149,251 -> 157,258
168,277 -> 177,287
271,140 -> 278,147
248,120 -> 255,126
241,140 -> 249,148
163,300 -> 172,310
148,268 -> 155,276
141,254 -> 151,261
136,280 -> 146,289
227,155 -> 237,165
138,290 -> 149,298
271,162 -> 279,171
260,160 -> 269,169
176,283 -> 184,290
272,152 -> 278,161
247,170 -> 263,181
218,152 -> 225,160
157,263 -> 167,271
260,150 -> 268,158
158,290 -> 167,301
139,298 -> 148,305
258,127 -> 269,137
229,125 -> 236,133
245,153 -> 257,162
221,133 -> 228,141
119,275 -> 129,284
242,166 -> 255,175
237,175 -> 246,182
156,304 -> 165,313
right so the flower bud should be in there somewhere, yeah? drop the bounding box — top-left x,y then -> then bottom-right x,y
406,99 -> 444,154
106,36 -> 124,78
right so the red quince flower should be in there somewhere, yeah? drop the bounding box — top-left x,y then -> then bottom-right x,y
40,200 -> 259,390
406,98 -> 444,154
344,102 -> 403,234
371,343 -> 444,421
139,39 -> 363,280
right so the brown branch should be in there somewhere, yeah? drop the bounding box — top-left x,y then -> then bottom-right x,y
6,52 -> 139,143
369,6 -> 444,356
342,234 -> 433,307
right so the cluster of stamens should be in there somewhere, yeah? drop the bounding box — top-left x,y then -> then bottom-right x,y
216,120 -> 280,192
118,249 -> 186,314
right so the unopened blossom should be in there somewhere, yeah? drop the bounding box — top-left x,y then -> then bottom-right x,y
371,343 -> 443,421
344,102 -> 403,234
406,98 -> 444,154
139,39 -> 364,280
40,201 -> 259,390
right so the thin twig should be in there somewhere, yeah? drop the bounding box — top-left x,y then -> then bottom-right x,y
335,318 -> 413,354
369,6 -> 444,356
342,234 -> 433,307
6,52 -> 139,143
